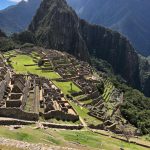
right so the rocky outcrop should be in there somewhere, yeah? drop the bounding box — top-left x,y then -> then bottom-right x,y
29,0 -> 141,89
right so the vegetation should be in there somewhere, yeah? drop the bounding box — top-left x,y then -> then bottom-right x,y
12,31 -> 36,44
111,77 -> 150,134
92,56 -> 150,135
0,37 -> 17,52
0,126 -> 148,150
9,54 -> 61,79
53,81 -> 81,95
70,101 -> 102,126
91,57 -> 114,75
60,130 -> 149,150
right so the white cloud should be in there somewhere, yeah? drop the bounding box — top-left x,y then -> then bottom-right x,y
9,0 -> 28,3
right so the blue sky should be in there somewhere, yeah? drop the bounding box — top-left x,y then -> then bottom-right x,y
0,0 -> 25,10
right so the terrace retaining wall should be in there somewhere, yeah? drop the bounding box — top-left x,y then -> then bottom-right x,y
43,110 -> 79,122
43,123 -> 83,130
0,108 -> 39,121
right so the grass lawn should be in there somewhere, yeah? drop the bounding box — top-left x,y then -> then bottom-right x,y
0,126 -> 148,150
70,101 -> 102,126
81,99 -> 93,105
0,126 -> 61,145
53,81 -> 81,95
59,130 -> 149,150
10,54 -> 61,79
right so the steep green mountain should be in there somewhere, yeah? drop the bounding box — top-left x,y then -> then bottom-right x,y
0,29 -> 16,52
0,0 -> 41,34
67,0 -> 150,56
29,0 -> 141,90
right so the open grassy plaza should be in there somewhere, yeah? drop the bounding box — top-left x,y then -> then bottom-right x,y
9,53 -> 61,79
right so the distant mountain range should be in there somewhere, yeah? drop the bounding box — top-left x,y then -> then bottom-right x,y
0,0 -> 149,56
0,0 -> 41,34
67,0 -> 150,56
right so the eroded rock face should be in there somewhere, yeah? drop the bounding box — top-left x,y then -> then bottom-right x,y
79,20 -> 141,89
29,0 -> 141,89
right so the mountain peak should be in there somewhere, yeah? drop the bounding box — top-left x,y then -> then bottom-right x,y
29,0 -> 89,61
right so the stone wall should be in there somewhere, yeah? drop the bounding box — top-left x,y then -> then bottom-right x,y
6,100 -> 22,108
43,110 -> 79,122
43,123 -> 83,130
0,108 -> 39,121
0,81 -> 6,101
0,119 -> 35,125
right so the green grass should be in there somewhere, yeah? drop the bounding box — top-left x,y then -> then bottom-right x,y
24,93 -> 34,112
53,81 -> 81,96
0,126 -> 148,150
0,126 -> 61,145
10,54 -> 61,79
70,101 -> 102,126
142,135 -> 150,142
79,99 -> 93,105
59,130 -> 149,150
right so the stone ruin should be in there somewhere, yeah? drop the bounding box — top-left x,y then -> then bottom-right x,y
0,50 -> 125,131
0,54 -> 79,122
43,50 -> 92,79
40,78 -> 79,121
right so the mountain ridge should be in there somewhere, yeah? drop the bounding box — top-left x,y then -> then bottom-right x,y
0,0 -> 41,34
28,0 -> 141,90
67,0 -> 150,56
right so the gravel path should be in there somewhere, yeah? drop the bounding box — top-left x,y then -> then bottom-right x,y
0,137 -> 76,150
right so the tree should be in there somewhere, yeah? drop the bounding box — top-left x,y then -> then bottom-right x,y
70,82 -> 73,91
38,59 -> 45,67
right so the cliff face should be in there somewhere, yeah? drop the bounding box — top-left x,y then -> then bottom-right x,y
29,0 -> 141,89
79,20 -> 141,88
67,0 -> 150,56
